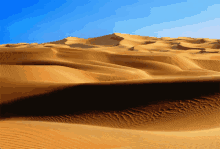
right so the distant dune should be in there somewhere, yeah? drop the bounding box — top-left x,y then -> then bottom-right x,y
1,33 -> 220,148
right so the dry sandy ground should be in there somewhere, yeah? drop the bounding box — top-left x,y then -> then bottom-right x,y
1,33 -> 220,148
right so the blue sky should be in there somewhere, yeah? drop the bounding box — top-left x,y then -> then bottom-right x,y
1,0 -> 220,44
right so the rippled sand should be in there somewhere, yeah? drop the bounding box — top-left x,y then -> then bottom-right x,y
1,33 -> 220,148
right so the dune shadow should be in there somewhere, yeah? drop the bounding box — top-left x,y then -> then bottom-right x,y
193,39 -> 206,44
68,43 -> 95,48
143,41 -> 156,45
1,81 -> 220,120
171,43 -> 190,50
211,42 -> 220,49
87,34 -> 124,46
47,39 -> 68,44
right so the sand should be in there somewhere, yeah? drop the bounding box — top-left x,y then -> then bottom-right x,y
1,33 -> 220,148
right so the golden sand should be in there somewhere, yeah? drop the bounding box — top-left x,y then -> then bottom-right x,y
1,33 -> 220,148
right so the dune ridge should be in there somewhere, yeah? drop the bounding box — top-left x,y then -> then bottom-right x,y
1,33 -> 220,148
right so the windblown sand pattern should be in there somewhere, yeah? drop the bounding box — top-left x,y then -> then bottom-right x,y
1,33 -> 220,148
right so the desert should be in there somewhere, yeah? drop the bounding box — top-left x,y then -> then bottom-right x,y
1,32 -> 220,148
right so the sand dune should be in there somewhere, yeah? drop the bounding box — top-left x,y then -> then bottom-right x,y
1,33 -> 220,148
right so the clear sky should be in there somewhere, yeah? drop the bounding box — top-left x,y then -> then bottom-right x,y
1,0 -> 220,44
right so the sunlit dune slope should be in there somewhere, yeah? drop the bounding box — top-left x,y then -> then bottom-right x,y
1,33 -> 220,148
1,120 -> 220,149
